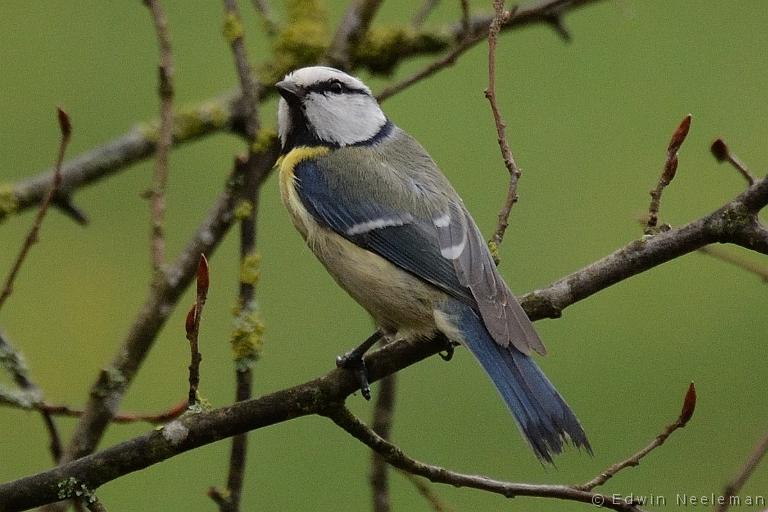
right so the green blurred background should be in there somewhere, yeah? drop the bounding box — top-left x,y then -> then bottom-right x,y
1,1 -> 766,510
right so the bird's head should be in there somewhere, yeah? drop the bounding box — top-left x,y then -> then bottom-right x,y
276,66 -> 388,152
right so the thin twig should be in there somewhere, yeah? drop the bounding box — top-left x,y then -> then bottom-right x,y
327,0 -> 385,69
485,2 -> 522,260
223,0 -> 260,140
50,140 -> 279,478
396,470 -> 455,512
0,108 -> 71,312
377,33 -> 482,102
185,255 -> 210,407
711,138 -> 756,186
460,0 -> 471,36
211,3 -> 265,510
577,383 -> 697,490
716,432 -> 768,512
249,0 -> 278,35
8,0 -> 604,223
698,246 -> 768,283
645,114 -> 691,234
326,406 -> 643,512
412,0 -> 440,28
33,399 -> 188,425
371,374 -> 397,512
0,331 -> 63,462
144,0 -> 175,271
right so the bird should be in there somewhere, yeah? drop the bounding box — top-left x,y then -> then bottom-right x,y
275,66 -> 590,462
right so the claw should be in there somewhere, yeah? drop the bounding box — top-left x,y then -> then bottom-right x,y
336,351 -> 371,400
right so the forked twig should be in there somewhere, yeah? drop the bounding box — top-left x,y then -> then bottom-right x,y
716,432 -> 768,512
576,383 -> 697,490
143,0 -> 175,271
645,114 -> 691,234
185,255 -> 210,407
485,1 -> 522,261
0,108 -> 71,312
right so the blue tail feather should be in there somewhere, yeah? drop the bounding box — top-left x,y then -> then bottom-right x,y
448,301 -> 590,463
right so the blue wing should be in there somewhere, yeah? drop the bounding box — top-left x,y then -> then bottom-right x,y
293,158 -> 474,306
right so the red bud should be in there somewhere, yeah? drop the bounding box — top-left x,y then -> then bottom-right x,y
678,382 -> 696,426
667,114 -> 691,154
57,107 -> 72,140
196,254 -> 209,299
710,139 -> 729,162
185,303 -> 197,337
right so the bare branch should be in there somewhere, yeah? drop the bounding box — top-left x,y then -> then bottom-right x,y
521,175 -> 768,320
577,383 -> 696,490
716,432 -> 768,512
0,331 -> 62,462
412,0 -> 440,28
711,138 -> 756,186
50,139 -> 279,474
143,0 -> 175,271
5,0 -> 603,222
326,406 -> 644,512
371,374 -> 397,512
698,246 -> 768,283
0,108 -> 71,312
223,0 -> 261,139
327,0 -> 385,70
485,1 -> 522,261
249,0 -> 278,35
185,255 -> 210,408
396,471 -> 455,512
27,399 -> 188,425
376,34 -> 482,102
646,114 -> 691,234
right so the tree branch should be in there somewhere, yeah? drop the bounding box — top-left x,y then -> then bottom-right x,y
716,431 -> 768,512
5,166 -> 766,509
0,108 -> 71,312
577,383 -> 696,490
143,0 -> 175,271
4,0 -> 604,223
49,140 -> 279,472
326,0 -> 384,70
370,374 -> 397,512
325,406 -> 643,512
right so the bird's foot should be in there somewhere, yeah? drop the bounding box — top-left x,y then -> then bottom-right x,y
437,335 -> 459,362
335,331 -> 382,401
336,351 -> 371,400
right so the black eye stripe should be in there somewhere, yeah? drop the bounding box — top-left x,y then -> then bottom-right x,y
307,79 -> 369,96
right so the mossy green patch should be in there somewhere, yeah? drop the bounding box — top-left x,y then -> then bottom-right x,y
239,252 -> 261,285
252,128 -> 278,155
259,0 -> 329,84
354,26 -> 449,74
223,12 -> 244,44
230,299 -> 264,370
234,199 -> 253,221
0,184 -> 19,221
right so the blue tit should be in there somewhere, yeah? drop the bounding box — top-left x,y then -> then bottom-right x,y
275,66 -> 589,462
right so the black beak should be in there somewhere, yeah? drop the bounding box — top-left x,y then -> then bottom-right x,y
276,80 -> 304,101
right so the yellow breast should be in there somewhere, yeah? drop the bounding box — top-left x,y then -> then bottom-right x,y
278,146 -> 331,241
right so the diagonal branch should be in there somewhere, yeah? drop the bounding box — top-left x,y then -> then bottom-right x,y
5,0 -> 605,222
143,0 -> 176,271
5,171 -> 767,510
326,0 -> 384,70
716,432 -> 768,512
577,383 -> 696,490
325,406 -> 642,512
0,108 -> 71,312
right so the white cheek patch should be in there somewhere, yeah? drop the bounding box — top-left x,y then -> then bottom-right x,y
346,215 -> 412,236
305,93 -> 386,146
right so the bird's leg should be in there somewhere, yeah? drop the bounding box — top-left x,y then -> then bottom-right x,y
336,330 -> 383,400
436,332 -> 459,361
